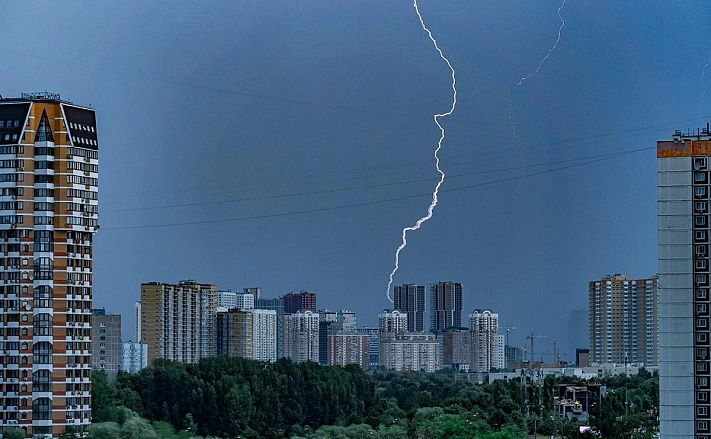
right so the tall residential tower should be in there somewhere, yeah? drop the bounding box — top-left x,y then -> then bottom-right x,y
393,283 -> 426,332
0,92 -> 99,436
588,274 -> 658,365
430,281 -> 463,332
658,125 -> 711,438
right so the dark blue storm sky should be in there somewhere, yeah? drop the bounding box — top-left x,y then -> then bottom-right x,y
2,1 -> 709,361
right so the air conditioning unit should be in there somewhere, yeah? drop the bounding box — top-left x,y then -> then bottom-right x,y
11,195 -> 16,200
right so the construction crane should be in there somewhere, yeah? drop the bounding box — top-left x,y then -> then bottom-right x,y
505,325 -> 515,347
526,333 -> 547,362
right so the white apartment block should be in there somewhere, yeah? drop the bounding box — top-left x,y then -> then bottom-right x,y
469,309 -> 503,373
120,341 -> 148,374
252,309 -> 277,362
380,332 -> 440,372
280,310 -> 319,363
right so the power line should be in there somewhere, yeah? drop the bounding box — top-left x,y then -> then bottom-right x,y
101,145 -> 652,230
103,115 -> 697,203
102,150 -> 640,213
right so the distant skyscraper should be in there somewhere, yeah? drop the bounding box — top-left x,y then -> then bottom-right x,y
282,291 -> 317,314
0,92 -> 99,436
393,284 -> 426,332
589,274 -> 658,365
469,310 -> 503,373
91,309 -> 122,380
430,282 -> 463,332
657,127 -> 711,438
280,310 -> 319,363
140,280 -> 217,364
120,341 -> 148,374
135,301 -> 142,342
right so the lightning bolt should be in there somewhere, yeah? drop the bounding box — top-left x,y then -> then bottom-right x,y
507,0 -> 567,154
701,56 -> 710,119
386,0 -> 457,303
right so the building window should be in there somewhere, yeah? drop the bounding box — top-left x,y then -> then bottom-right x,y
698,260 -> 709,271
32,397 -> 52,420
698,187 -> 709,198
698,216 -> 709,227
698,318 -> 709,329
698,348 -> 709,360
699,289 -> 710,299
699,304 -> 709,315
695,172 -> 708,183
698,274 -> 709,286
699,362 -> 709,372
699,420 -> 710,432
32,369 -> 52,392
698,202 -> 709,213
32,341 -> 52,364
698,231 -> 709,243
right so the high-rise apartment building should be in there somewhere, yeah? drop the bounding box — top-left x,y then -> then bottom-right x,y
91,309 -> 121,380
140,280 -> 217,365
280,310 -> 319,363
216,309 -> 253,359
658,126 -> 711,438
469,310 -> 503,373
217,308 -> 277,362
393,284 -> 426,332
378,309 -> 408,336
430,281 -> 463,332
134,301 -> 142,341
282,291 -> 316,314
588,274 -> 658,365
0,92 -> 99,436
440,327 -> 471,371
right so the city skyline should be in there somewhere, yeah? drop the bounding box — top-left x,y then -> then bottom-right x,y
2,1 -> 708,369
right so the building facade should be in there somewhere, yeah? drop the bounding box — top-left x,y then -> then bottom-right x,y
140,280 -> 217,365
0,92 -> 99,435
91,309 -> 121,380
326,332 -> 369,369
282,291 -> 316,314
120,341 -> 148,374
469,309 -> 504,373
588,274 -> 658,365
216,309 -> 253,359
217,290 -> 254,310
393,284 -> 426,332
430,281 -> 463,332
280,310 -> 319,363
380,333 -> 440,372
440,327 -> 471,371
658,127 -> 711,438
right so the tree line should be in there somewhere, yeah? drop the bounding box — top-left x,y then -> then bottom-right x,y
90,357 -> 659,439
